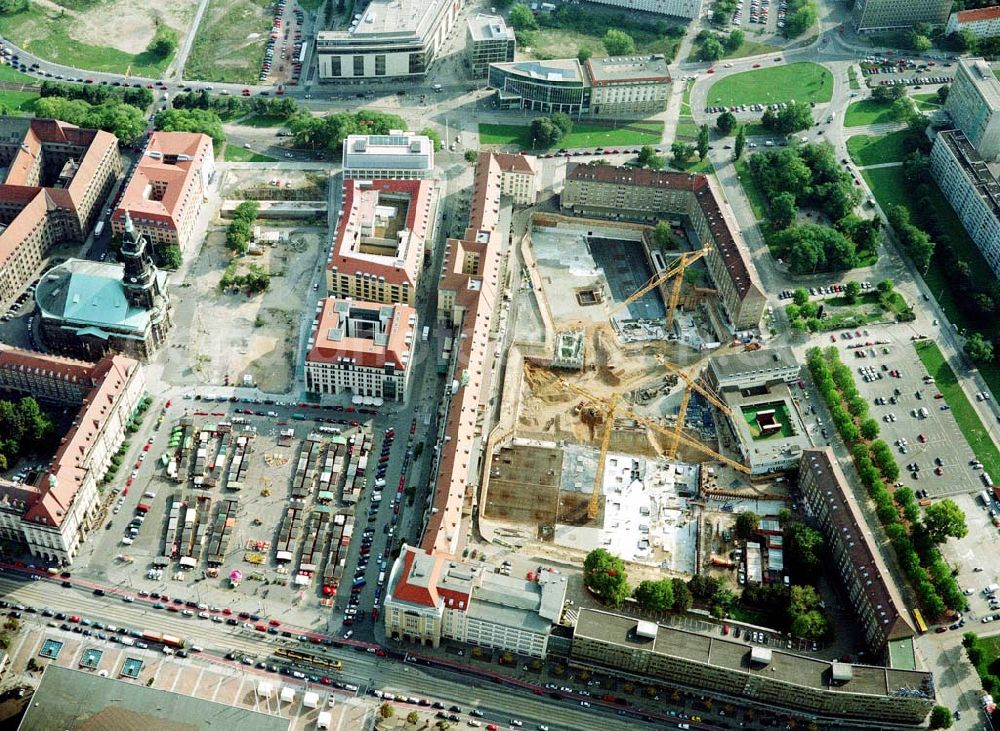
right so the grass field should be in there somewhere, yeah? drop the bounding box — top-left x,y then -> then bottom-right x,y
735,158 -> 767,221
913,93 -> 942,112
848,66 -> 860,90
707,62 -> 833,107
0,64 -> 36,84
843,98 -> 905,127
846,130 -> 910,167
478,121 -> 663,150
0,4 -> 175,77
0,89 -> 40,114
518,8 -> 682,62
239,114 -> 288,127
186,0 -> 273,84
222,145 -> 277,162
688,38 -> 778,62
915,340 -> 1000,479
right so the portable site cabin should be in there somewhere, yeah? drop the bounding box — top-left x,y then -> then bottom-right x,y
303,691 -> 319,709
256,680 -> 274,698
280,686 -> 295,703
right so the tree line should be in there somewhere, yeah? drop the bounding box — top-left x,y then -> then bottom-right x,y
0,397 -> 54,471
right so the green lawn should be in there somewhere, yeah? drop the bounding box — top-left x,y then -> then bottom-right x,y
843,98 -> 905,127
846,130 -> 910,167
518,7 -> 682,62
915,340 -> 1000,478
238,114 -> 288,128
222,145 -> 277,162
186,0 -> 273,84
913,93 -> 942,112
735,158 -> 767,221
0,64 -> 36,84
707,62 -> 833,106
477,121 -> 663,150
0,4 -> 174,77
848,66 -> 860,90
0,89 -> 40,114
688,38 -> 779,62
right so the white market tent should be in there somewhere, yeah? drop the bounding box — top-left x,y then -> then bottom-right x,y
303,691 -> 319,709
280,686 -> 295,703
317,711 -> 332,730
256,680 -> 274,698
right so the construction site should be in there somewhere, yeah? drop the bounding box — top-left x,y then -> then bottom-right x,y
479,213 -> 794,579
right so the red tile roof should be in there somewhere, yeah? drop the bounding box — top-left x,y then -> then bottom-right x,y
956,6 -> 1000,23
306,298 -> 416,369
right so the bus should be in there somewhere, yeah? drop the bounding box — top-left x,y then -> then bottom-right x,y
141,630 -> 186,648
274,647 -> 343,671
911,607 -> 928,634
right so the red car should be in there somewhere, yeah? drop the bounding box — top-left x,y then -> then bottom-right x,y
69,615 -> 81,623
254,623 -> 267,632
143,444 -> 151,452
753,63 -> 761,68
269,619 -> 281,626
707,68 -> 715,73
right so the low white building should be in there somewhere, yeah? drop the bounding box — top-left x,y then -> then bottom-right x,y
342,132 -> 435,180
946,6 -> 1000,38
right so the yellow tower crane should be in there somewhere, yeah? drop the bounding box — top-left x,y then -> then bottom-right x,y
654,354 -> 732,459
607,247 -> 710,324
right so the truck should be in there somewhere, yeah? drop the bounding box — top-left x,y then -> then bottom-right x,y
93,221 -> 105,238
422,325 -> 430,342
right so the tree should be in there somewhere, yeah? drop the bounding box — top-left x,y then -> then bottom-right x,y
859,418 -> 879,441
877,278 -> 894,293
724,29 -> 744,52
653,221 -> 679,249
844,280 -> 862,304
633,579 -> 675,612
637,145 -> 664,170
464,149 -> 478,162
770,191 -> 797,229
929,706 -> 953,729
603,29 -> 635,56
530,117 -> 561,147
670,141 -> 693,166
922,499 -> 968,544
937,85 -> 950,104
577,48 -> 592,63
583,548 -> 629,606
508,3 -> 537,30
697,124 -> 709,161
147,27 -> 178,59
550,112 -> 573,138
671,577 -> 692,611
734,124 -> 746,160
786,522 -> 824,579
716,111 -> 736,135
688,573 -> 719,600
790,609 -> 830,639
419,127 -> 443,152
407,711 -> 420,725
964,332 -> 994,363
698,35 -> 724,62
734,511 -> 760,540
380,703 -> 394,719
872,84 -> 906,103
155,108 -> 225,146
783,0 -> 817,37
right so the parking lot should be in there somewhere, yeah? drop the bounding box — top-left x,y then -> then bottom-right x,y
836,331 -> 982,498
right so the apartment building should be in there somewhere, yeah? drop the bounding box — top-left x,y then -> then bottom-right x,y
423,152 -> 509,556
799,448 -> 916,655
111,132 -> 214,255
946,6 -> 1000,37
851,0 -> 953,32
384,544 -> 566,657
488,152 -> 539,205
326,178 -> 437,306
342,132 -> 435,180
0,117 -> 121,308
316,0 -> 463,81
930,128 -> 1000,276
583,0 -> 702,18
943,57 -> 1000,161
304,298 -> 417,402
571,609 -> 933,724
467,14 -> 515,79
488,55 -> 671,118
561,163 -> 766,330
0,346 -> 144,564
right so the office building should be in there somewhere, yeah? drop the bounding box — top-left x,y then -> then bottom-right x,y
384,544 -> 566,657
326,178 -> 437,306
943,57 -> 1000,161
930,129 -> 1000,276
851,0 -> 953,32
423,152 -> 509,556
316,0 -> 463,81
488,152 -> 539,206
946,6 -> 1000,37
799,448 -> 916,655
467,14 -> 515,79
304,297 -> 417,402
584,0 -> 702,19
571,609 -> 934,724
561,164 -> 766,329
0,117 -> 121,308
0,346 -> 144,565
111,131 -> 214,254
342,132 -> 435,180
489,55 -> 671,117
35,212 -> 172,361
706,346 -> 800,392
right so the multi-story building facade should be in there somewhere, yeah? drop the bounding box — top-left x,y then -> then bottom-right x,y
851,0 -> 953,32
35,212 -> 172,361
316,0 -> 463,81
111,132 -> 214,255
930,128 -> 1000,276
342,132 -> 435,180
488,55 -> 671,118
424,152 -> 509,556
583,0 -> 702,18
489,152 -> 539,206
304,298 -> 417,402
466,14 -> 515,79
0,117 -> 121,308
0,346 -> 144,564
326,178 -> 436,306
946,6 -> 1000,37
384,544 -> 565,657
571,609 -> 933,724
561,163 -> 766,330
799,448 -> 916,655
706,346 -> 800,391
943,57 -> 1000,161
